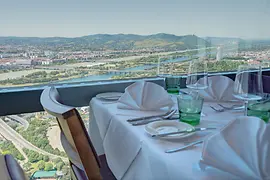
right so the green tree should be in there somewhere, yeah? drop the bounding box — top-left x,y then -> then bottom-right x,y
53,157 -> 62,164
38,161 -> 45,170
56,161 -> 65,171
44,162 -> 54,171
43,155 -> 49,162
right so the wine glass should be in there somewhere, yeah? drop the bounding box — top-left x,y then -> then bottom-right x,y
157,56 -> 172,77
157,56 -> 180,94
233,64 -> 263,116
186,59 -> 209,93
186,59 -> 208,117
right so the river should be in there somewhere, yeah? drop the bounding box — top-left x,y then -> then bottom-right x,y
60,49 -> 223,84
60,56 -> 189,83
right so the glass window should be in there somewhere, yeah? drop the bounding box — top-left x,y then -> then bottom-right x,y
1,0 -> 269,89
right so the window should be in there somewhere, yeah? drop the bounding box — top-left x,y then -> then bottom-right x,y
1,0 -> 269,89
1,0 -> 270,179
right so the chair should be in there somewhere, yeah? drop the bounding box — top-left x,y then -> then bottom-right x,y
40,87 -> 115,180
0,154 -> 27,180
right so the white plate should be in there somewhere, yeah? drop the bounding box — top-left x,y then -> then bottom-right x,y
145,121 -> 195,139
96,92 -> 123,101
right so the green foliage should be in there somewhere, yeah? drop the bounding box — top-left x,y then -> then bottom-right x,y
23,162 -> 32,171
19,119 -> 66,157
53,157 -> 63,164
44,162 -> 54,171
43,155 -> 49,162
56,161 -> 65,171
0,141 -> 25,161
38,160 -> 45,170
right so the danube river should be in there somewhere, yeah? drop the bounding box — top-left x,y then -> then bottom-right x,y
60,56 -> 189,83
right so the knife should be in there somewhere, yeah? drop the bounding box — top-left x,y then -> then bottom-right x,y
131,117 -> 179,126
127,110 -> 174,122
151,127 -> 217,138
165,140 -> 204,153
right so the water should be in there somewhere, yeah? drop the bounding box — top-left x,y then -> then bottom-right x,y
247,101 -> 270,122
60,55 -> 202,84
60,51 -> 217,84
167,88 -> 180,95
179,111 -> 201,126
247,108 -> 269,122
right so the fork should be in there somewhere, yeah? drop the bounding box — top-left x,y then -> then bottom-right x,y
210,106 -> 224,112
130,109 -> 177,126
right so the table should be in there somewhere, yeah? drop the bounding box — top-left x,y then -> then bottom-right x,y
89,97 -> 243,180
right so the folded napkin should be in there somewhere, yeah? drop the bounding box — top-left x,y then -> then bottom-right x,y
198,75 -> 237,102
117,81 -> 174,111
200,116 -> 270,180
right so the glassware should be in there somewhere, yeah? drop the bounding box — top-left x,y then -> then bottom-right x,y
247,94 -> 270,123
233,64 -> 263,116
186,59 -> 209,91
157,56 -> 172,77
165,76 -> 180,94
177,94 -> 204,126
158,56 -> 180,94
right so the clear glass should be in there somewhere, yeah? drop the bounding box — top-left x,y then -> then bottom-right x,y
158,56 -> 181,94
165,76 -> 180,94
248,97 -> 270,123
177,94 -> 204,126
233,64 -> 263,115
157,56 -> 173,77
186,59 -> 209,90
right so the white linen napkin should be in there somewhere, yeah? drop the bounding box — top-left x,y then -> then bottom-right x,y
200,116 -> 270,180
198,75 -> 237,102
117,81 -> 174,111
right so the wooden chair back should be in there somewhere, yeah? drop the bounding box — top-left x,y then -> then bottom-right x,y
40,86 -> 101,180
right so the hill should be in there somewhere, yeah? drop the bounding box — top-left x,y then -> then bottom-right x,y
0,33 -> 210,51
203,37 -> 244,45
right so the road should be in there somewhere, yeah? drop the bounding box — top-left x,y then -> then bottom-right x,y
0,118 -> 68,162
8,115 -> 29,130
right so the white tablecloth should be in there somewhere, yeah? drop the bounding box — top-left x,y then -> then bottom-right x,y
89,97 -> 244,180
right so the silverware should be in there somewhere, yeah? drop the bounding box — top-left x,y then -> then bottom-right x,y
152,127 -> 217,137
131,117 -> 179,126
127,109 -> 176,122
210,106 -> 224,112
217,104 -> 244,110
165,140 -> 204,153
130,110 -> 177,126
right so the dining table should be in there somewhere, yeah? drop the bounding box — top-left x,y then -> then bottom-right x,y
88,94 -> 244,180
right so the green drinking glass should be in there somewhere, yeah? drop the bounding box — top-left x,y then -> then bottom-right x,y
177,94 -> 204,126
165,76 -> 181,95
248,99 -> 270,123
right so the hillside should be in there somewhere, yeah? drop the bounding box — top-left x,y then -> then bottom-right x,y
203,37 -> 244,45
0,33 -> 210,51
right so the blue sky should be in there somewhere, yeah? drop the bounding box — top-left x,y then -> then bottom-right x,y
1,0 -> 270,39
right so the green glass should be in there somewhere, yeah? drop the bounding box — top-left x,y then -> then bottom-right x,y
247,100 -> 270,123
177,94 -> 204,126
165,76 -> 180,95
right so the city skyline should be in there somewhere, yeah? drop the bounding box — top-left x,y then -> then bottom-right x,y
1,0 -> 270,39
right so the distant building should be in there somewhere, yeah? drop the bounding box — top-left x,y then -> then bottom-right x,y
216,46 -> 224,61
30,170 -> 62,180
52,58 -> 66,64
15,59 -> 34,66
44,51 -> 55,57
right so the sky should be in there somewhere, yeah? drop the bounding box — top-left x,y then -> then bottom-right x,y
1,0 -> 270,39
